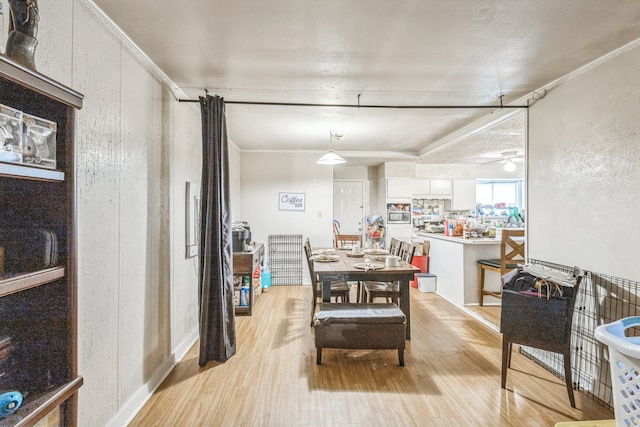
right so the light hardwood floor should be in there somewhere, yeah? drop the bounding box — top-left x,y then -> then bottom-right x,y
129,286 -> 613,426
466,303 -> 502,327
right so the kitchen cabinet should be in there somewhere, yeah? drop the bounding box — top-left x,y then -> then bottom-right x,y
452,179 -> 477,210
233,243 -> 265,316
411,179 -> 430,195
386,178 -> 412,199
411,179 -> 452,198
429,179 -> 452,195
0,56 -> 83,425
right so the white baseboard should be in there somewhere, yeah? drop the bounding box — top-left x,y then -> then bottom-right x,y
173,327 -> 199,362
107,327 -> 199,427
458,305 -> 500,333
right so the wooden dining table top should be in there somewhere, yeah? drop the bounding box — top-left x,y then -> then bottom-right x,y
312,249 -> 419,276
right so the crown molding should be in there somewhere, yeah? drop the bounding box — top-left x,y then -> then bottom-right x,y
80,0 -> 188,103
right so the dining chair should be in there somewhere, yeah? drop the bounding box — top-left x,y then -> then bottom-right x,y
304,239 -> 351,326
352,237 -> 400,302
334,233 -> 362,249
388,238 -> 401,256
362,242 -> 416,304
477,229 -> 525,306
501,266 -> 584,408
332,219 -> 362,249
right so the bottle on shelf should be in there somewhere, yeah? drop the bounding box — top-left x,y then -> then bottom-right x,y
261,262 -> 271,292
240,286 -> 249,306
252,266 -> 261,296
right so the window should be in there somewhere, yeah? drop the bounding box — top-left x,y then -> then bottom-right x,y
476,180 -> 524,215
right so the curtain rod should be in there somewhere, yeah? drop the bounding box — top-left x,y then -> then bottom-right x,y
178,98 -> 528,109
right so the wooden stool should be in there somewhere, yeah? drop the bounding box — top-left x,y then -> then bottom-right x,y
477,229 -> 525,306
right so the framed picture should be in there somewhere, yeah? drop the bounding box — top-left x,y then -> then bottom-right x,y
279,192 -> 305,211
186,182 -> 201,258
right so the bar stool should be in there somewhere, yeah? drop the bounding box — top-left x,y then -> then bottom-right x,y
477,229 -> 525,306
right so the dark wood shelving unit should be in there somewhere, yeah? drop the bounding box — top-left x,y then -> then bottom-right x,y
233,243 -> 264,316
0,55 -> 83,426
0,268 -> 65,298
0,377 -> 83,427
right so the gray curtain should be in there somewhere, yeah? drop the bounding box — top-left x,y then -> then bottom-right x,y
198,94 -> 236,365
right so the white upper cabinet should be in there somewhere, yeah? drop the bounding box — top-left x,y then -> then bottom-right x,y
386,178 -> 412,199
429,179 -> 452,195
452,179 -> 477,210
411,178 -> 452,197
411,179 -> 430,195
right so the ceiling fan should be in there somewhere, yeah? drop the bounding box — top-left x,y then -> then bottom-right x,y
487,151 -> 524,171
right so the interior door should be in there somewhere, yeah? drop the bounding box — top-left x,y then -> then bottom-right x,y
333,180 -> 364,236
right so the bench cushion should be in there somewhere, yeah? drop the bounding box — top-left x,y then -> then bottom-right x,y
314,303 -> 406,325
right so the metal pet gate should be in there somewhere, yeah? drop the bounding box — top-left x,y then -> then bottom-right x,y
267,234 -> 303,286
519,259 -> 640,410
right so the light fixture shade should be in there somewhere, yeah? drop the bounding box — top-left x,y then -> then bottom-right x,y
504,159 -> 516,171
316,151 -> 346,165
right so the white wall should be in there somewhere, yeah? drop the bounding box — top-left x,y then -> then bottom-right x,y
528,43 -> 640,280
15,1 -> 205,425
19,1 -> 640,425
229,141 -> 242,217
238,152 -> 334,283
167,100 -> 202,357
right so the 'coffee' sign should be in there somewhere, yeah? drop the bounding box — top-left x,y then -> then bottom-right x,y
279,192 -> 305,211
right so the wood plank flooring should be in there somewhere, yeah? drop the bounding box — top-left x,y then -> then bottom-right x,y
466,303 -> 502,327
129,286 -> 613,426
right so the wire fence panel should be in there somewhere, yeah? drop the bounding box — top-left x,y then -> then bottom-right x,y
519,258 -> 640,409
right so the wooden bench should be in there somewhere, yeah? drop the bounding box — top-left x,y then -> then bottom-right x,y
313,303 -> 406,366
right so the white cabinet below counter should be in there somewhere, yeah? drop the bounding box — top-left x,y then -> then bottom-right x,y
416,232 -> 501,307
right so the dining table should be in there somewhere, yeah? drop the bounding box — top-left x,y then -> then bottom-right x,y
312,248 -> 420,340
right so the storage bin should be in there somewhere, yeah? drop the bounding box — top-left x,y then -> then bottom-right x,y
501,290 -> 571,345
416,273 -> 436,293
410,255 -> 428,288
595,316 -> 640,427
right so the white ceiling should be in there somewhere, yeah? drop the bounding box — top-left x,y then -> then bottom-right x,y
93,0 -> 640,166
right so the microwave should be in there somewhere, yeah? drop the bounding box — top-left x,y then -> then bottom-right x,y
387,203 -> 411,224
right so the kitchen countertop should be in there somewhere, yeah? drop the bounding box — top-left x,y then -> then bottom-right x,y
415,231 -> 501,245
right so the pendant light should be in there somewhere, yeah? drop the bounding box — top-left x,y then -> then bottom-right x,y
317,130 -> 346,165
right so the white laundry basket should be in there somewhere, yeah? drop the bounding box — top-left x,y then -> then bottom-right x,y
595,317 -> 640,427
